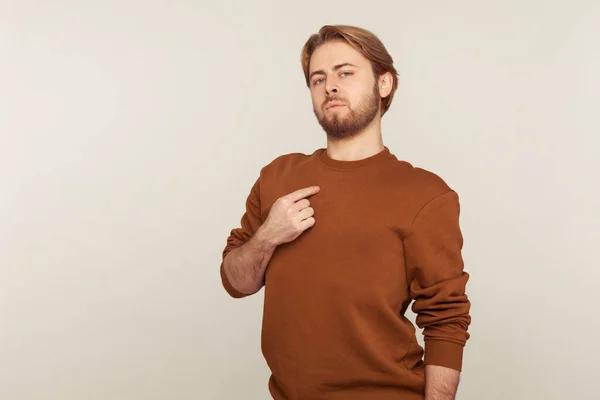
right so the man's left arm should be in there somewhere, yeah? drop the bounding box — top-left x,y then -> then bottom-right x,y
425,365 -> 460,400
403,189 -> 472,400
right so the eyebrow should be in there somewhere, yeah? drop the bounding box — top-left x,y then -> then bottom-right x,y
308,62 -> 358,81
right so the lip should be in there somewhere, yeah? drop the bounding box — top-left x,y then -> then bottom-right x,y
326,102 -> 345,110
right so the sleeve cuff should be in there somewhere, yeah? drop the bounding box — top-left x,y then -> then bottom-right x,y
424,339 -> 465,371
220,261 -> 251,299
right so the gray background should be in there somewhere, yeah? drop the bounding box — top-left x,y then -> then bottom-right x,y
1,1 -> 599,399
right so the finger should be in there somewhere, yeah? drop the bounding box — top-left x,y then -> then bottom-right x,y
296,207 -> 314,220
299,217 -> 316,230
288,186 -> 320,203
294,198 -> 311,211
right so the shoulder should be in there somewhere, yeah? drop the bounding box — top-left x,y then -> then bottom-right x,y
269,151 -> 311,166
410,165 -> 452,193
391,159 -> 456,205
259,150 -> 314,177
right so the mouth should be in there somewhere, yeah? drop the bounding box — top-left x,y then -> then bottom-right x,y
326,103 -> 345,110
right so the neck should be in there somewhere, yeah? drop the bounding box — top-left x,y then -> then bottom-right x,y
325,115 -> 385,161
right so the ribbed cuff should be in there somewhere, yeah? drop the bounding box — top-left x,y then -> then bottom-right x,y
220,261 -> 250,299
424,339 -> 465,371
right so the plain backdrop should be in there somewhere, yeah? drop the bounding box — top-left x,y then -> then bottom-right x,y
1,1 -> 599,399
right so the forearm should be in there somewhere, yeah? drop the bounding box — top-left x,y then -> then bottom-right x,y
425,365 -> 461,400
223,226 -> 277,295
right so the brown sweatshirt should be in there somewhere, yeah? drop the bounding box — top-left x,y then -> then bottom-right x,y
220,146 -> 471,400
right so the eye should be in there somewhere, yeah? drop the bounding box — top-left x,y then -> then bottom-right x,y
340,71 -> 353,77
313,77 -> 325,86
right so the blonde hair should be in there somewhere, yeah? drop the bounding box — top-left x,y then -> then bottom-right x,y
301,25 -> 399,116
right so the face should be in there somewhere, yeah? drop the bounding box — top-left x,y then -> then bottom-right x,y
308,41 -> 387,140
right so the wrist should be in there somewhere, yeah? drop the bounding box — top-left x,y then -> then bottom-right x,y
254,225 -> 278,251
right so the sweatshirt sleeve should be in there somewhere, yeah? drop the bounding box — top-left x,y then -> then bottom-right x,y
220,174 -> 264,298
403,190 -> 471,371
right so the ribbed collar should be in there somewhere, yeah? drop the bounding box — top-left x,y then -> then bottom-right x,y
317,146 -> 394,170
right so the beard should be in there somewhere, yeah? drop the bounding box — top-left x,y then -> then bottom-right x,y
313,82 -> 381,140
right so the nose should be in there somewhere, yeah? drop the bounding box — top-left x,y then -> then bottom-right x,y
325,79 -> 339,95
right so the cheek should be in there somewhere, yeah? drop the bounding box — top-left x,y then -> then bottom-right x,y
311,92 -> 324,110
347,79 -> 374,104
349,90 -> 369,107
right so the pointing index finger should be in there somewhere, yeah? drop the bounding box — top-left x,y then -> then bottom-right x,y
289,186 -> 320,202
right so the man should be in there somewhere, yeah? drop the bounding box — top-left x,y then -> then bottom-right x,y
220,25 -> 471,400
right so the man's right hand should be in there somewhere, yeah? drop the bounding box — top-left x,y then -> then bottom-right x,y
260,186 -> 320,247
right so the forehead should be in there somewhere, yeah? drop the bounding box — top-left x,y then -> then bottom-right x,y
309,40 -> 370,73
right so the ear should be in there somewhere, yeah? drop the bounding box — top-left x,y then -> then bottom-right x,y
378,72 -> 394,98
